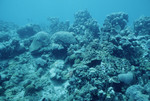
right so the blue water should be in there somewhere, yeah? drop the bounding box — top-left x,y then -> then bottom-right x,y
0,0 -> 150,25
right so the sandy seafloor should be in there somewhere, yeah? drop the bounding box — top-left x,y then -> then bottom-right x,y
0,10 -> 150,101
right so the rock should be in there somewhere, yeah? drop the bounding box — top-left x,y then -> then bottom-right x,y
0,21 -> 18,32
50,43 -> 67,59
146,39 -> 150,49
118,72 -> 134,84
110,35 -> 143,65
17,24 -> 40,38
134,16 -> 150,36
24,84 -> 37,96
35,58 -> 47,67
69,10 -> 99,37
0,86 -> 4,95
48,17 -> 70,34
0,61 -> 8,69
102,12 -> 128,35
51,31 -> 77,47
126,85 -> 149,101
50,31 -> 77,58
0,32 -> 10,42
49,60 -> 68,82
144,82 -> 150,94
52,60 -> 65,70
0,39 -> 26,59
29,31 -> 50,52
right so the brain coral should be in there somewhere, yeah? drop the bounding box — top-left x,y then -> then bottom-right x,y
51,31 -> 77,46
29,31 -> 50,52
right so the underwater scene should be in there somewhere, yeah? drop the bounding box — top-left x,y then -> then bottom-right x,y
0,0 -> 150,101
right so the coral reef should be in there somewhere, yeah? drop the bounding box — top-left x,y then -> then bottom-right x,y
134,16 -> 150,36
0,10 -> 150,101
69,10 -> 100,39
0,20 -> 18,32
50,31 -> 77,59
101,12 -> 128,35
48,17 -> 70,34
0,39 -> 26,60
51,31 -> 77,46
29,31 -> 50,53
126,85 -> 149,101
109,34 -> 143,65
0,32 -> 10,42
17,24 -> 41,38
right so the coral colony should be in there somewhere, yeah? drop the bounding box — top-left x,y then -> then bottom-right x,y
0,10 -> 150,101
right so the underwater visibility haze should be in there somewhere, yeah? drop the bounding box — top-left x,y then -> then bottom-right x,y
0,0 -> 150,101
0,0 -> 150,25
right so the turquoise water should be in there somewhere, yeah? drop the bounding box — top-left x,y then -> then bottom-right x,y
0,0 -> 150,101
0,0 -> 150,25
